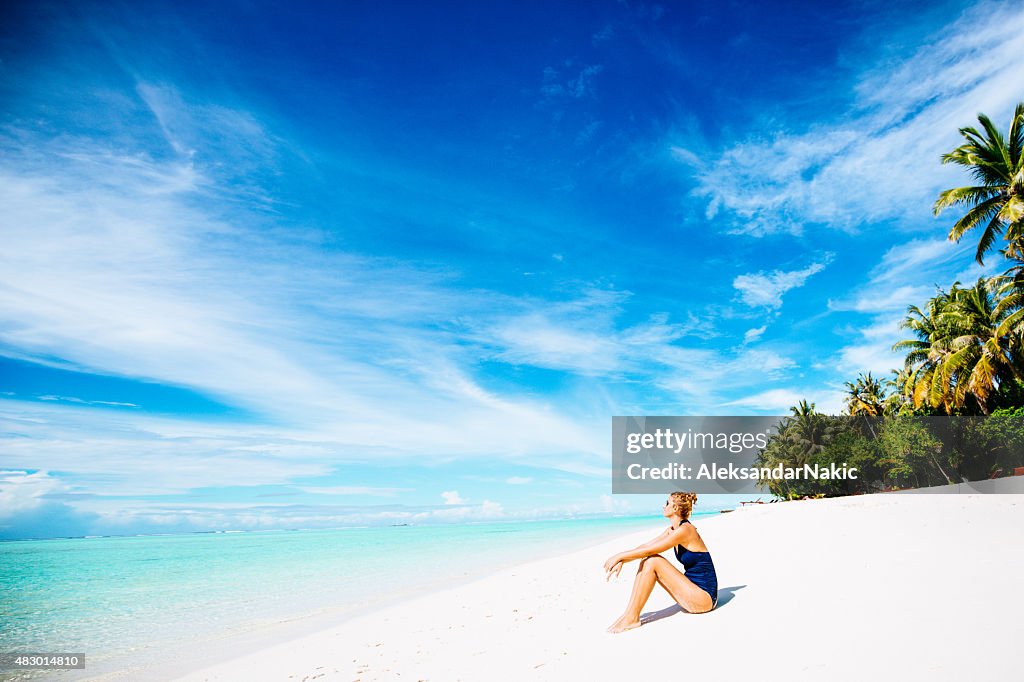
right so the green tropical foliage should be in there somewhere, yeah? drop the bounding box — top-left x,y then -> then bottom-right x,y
843,372 -> 885,416
893,278 -> 1023,415
758,104 -> 1024,496
875,417 -> 950,487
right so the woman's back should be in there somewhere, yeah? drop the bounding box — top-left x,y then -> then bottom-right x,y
673,519 -> 718,602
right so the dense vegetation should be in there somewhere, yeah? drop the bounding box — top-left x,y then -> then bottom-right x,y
758,104 -> 1024,498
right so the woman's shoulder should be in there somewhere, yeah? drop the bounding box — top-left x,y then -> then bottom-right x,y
682,520 -> 710,551
676,520 -> 700,538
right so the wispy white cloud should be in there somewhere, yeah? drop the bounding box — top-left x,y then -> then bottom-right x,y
646,345 -> 798,414
0,463 -> 613,535
1,101 -> 616,471
415,499 -> 503,521
722,389 -> 805,412
674,1 -> 1024,236
0,470 -> 62,517
100,492 -> 650,531
38,395 -> 139,408
832,314 -> 908,379
828,285 -> 935,314
470,296 -> 803,413
733,255 -> 833,310
135,82 -> 281,199
723,386 -> 846,415
0,400 -> 334,497
487,311 -> 623,373
743,326 -> 766,344
810,388 -> 848,417
869,239 -> 972,286
440,490 -> 465,505
299,486 -> 412,497
828,236 -> 1002,381
599,494 -> 630,513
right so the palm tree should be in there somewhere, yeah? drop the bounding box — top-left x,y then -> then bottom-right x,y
883,368 -> 915,415
936,278 -> 1023,413
893,292 -> 956,412
844,372 -> 886,416
755,401 -> 829,499
785,401 -> 829,467
934,102 -> 1024,264
997,242 -> 1024,283
790,399 -> 816,420
897,279 -> 1021,415
993,244 -> 1024,335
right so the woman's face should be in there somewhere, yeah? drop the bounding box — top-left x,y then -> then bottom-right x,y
662,497 -> 675,518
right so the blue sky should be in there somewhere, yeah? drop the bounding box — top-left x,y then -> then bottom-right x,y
2,0 -> 1023,539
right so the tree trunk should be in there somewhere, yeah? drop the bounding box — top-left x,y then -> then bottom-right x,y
929,448 -> 954,485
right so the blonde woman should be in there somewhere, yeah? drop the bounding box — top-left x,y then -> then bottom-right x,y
604,492 -> 718,633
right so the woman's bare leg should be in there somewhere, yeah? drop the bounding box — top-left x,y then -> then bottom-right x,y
607,556 -> 714,633
607,557 -> 658,633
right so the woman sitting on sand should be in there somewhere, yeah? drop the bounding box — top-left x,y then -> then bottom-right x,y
603,492 -> 718,633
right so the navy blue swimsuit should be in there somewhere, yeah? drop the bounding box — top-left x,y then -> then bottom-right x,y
673,520 -> 718,608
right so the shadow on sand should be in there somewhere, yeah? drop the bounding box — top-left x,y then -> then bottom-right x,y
640,584 -> 746,624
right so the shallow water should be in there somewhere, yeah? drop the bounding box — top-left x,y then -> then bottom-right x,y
1,514 -> 713,680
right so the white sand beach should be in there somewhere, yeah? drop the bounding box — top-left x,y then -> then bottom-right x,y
170,492 -> 1024,682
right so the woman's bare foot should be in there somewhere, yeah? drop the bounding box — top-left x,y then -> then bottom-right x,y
607,615 -> 642,634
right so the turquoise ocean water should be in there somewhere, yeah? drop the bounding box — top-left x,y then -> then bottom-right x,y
0,514 -> 715,680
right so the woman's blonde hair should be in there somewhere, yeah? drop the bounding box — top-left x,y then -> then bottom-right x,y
668,492 -> 697,520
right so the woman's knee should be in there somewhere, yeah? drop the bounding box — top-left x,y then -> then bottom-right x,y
638,556 -> 665,575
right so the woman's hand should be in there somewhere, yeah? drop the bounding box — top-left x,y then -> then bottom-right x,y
603,554 -> 624,579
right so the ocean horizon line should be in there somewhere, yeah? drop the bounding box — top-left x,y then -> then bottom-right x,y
0,509 -> 727,543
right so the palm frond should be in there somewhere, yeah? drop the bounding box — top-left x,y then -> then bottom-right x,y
933,185 -> 999,213
977,211 -> 1007,265
1009,102 -> 1024,171
978,112 -> 1012,171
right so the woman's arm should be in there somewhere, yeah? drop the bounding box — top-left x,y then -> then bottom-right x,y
603,526 -> 689,574
617,526 -> 689,562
